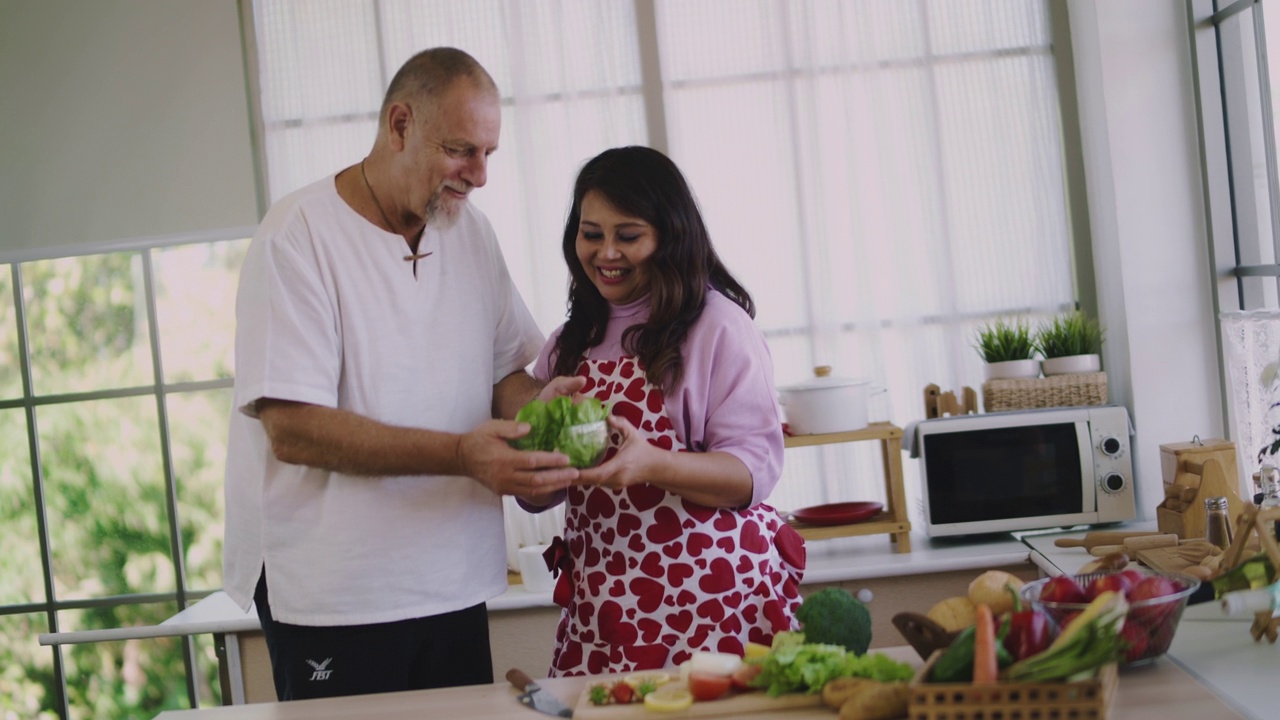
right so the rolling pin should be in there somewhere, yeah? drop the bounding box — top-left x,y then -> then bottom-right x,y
1088,533 -> 1179,557
1053,531 -> 1163,550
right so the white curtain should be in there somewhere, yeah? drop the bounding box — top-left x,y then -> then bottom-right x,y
250,0 -> 1075,568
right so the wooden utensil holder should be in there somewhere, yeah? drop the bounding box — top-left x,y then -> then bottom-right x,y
1156,437 -> 1246,540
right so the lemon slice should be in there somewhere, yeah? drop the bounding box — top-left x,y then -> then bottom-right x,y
643,684 -> 694,712
744,642 -> 771,661
623,671 -> 671,689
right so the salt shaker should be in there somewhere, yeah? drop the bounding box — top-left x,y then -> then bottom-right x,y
1204,496 -> 1233,551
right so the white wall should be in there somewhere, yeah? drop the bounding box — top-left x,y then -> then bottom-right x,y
0,0 -> 260,260
1067,0 -> 1226,516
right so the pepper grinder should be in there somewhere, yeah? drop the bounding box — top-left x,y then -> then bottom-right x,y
1205,495 -> 1233,551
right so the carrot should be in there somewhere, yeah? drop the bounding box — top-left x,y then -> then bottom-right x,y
972,603 -> 998,685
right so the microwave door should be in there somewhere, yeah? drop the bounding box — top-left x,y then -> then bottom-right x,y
1075,421 -> 1098,514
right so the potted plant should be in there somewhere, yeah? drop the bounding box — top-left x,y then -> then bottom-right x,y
1036,311 -> 1104,375
974,317 -> 1040,380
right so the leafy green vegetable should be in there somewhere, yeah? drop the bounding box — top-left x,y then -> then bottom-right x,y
795,587 -> 873,655
511,396 -> 608,467
753,642 -> 914,697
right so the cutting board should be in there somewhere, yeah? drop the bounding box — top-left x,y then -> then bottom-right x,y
573,679 -> 823,719
1133,546 -> 1199,575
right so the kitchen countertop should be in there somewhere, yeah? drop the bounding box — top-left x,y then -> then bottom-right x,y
150,643 -> 1245,719
40,522 -> 1274,719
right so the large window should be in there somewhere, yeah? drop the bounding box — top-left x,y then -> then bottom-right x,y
0,238 -> 248,718
249,0 -> 1086,551
1190,0 -> 1280,480
2,2 -> 1090,715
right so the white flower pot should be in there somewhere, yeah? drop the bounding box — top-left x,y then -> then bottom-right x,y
1042,354 -> 1101,376
983,358 -> 1041,381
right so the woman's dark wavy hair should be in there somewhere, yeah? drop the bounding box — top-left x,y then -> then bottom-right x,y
551,146 -> 754,391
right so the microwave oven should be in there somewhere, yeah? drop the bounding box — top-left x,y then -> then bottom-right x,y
912,404 -> 1135,538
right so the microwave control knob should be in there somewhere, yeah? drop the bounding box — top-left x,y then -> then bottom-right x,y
1099,436 -> 1123,456
1101,472 -> 1126,494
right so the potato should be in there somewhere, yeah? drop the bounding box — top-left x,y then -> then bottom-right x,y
926,595 -> 976,632
968,570 -> 1024,616
837,681 -> 909,720
823,677 -> 872,709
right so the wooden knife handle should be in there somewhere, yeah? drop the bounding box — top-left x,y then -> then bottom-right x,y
506,668 -> 533,691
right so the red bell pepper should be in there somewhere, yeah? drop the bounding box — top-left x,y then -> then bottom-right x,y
1003,584 -> 1052,661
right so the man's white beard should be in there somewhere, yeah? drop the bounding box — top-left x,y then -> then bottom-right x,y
426,187 -> 465,230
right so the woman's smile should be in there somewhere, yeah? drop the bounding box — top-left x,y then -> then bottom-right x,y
577,190 -> 657,305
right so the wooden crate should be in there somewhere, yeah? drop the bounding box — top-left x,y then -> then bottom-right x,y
908,651 -> 1117,720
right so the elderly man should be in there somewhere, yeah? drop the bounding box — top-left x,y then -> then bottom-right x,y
222,47 -> 581,701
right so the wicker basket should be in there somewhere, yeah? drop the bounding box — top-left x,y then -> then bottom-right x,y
908,651 -> 1118,720
982,372 -> 1108,412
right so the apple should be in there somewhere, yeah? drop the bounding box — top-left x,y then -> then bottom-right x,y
1129,575 -> 1181,626
1117,568 -> 1147,589
1087,572 -> 1135,600
1120,620 -> 1150,663
1039,575 -> 1087,604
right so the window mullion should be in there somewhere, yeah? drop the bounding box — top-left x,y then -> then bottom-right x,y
11,263 -> 71,720
634,0 -> 669,152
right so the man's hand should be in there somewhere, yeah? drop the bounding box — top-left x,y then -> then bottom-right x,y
457,418 -> 578,499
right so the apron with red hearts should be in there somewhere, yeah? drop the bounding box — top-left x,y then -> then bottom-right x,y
546,355 -> 806,677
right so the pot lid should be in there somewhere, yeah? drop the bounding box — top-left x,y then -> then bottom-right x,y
779,365 -> 871,391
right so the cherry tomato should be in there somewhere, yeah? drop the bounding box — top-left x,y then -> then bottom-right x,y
610,681 -> 635,704
688,672 -> 732,701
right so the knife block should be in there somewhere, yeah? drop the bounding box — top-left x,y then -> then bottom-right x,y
1156,438 -> 1247,541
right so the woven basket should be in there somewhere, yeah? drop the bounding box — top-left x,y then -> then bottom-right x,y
982,372 -> 1108,412
909,651 -> 1117,720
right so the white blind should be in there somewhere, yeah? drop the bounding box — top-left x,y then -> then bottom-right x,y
250,0 -> 1076,556
0,0 -> 259,260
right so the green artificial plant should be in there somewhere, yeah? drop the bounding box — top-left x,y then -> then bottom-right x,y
974,317 -> 1036,363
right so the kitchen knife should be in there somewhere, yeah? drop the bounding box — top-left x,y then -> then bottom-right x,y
1053,531 -> 1161,550
507,668 -> 573,718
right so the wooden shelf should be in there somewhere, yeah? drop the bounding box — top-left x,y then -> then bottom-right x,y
784,421 -> 912,552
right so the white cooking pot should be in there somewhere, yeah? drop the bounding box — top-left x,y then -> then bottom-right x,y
778,366 -> 882,435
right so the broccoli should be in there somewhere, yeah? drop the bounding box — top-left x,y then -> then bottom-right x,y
795,587 -> 872,656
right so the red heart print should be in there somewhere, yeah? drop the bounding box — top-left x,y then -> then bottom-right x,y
666,610 -> 693,633
739,520 -> 770,554
667,562 -> 694,588
698,558 -> 735,594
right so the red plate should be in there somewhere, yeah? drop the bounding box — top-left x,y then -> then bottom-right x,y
791,501 -> 884,526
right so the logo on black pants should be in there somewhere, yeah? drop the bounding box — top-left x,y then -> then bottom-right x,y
306,658 -> 333,681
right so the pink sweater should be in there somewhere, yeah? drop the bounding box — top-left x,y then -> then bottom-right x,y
533,290 -> 785,507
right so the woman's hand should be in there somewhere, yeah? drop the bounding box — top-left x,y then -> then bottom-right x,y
576,415 -> 755,508
574,415 -> 662,490
538,375 -> 587,403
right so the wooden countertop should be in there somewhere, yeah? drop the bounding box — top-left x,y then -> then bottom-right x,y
152,645 -> 1246,720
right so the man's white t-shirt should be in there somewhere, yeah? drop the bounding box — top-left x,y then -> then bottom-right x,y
222,176 -> 543,626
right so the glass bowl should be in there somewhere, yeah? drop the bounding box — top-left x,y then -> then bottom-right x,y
560,420 -> 607,468
1019,570 -> 1200,666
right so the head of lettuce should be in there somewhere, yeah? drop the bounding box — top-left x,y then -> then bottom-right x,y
511,396 -> 608,468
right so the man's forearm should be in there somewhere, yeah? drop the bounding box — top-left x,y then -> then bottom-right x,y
258,400 -> 464,477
